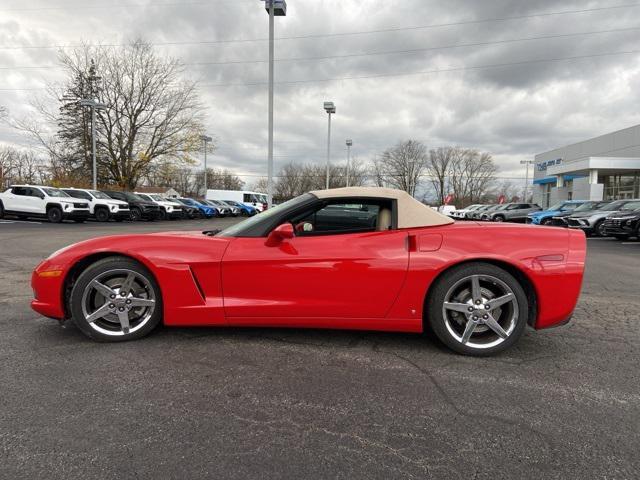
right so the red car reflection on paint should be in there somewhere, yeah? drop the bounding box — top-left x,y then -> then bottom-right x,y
31,187 -> 586,356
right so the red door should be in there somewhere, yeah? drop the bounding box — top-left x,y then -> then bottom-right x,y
221,230 -> 409,325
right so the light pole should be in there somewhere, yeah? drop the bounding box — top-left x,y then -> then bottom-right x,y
324,101 -> 336,189
201,135 -> 212,196
520,160 -> 535,202
79,99 -> 107,190
262,0 -> 287,207
345,139 -> 353,187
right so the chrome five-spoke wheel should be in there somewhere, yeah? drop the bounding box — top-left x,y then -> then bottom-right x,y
442,274 -> 518,350
70,257 -> 162,341
428,262 -> 528,355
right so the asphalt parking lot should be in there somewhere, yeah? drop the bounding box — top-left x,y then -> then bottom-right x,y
1,219 -> 639,480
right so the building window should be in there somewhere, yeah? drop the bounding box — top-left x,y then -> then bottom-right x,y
602,173 -> 640,200
542,183 -> 552,208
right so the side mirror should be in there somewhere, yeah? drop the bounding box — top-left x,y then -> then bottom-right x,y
265,223 -> 294,246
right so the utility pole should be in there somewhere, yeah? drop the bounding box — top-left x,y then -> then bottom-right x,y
262,0 -> 286,207
79,99 -> 107,190
324,101 -> 336,189
201,135 -> 212,196
520,160 -> 535,202
346,139 -> 353,187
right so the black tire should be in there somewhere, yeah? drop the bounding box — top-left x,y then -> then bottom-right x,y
0,201 -> 4,219
130,207 -> 142,222
426,262 -> 529,356
47,206 -> 63,224
541,218 -> 553,225
158,209 -> 167,221
69,256 -> 163,342
493,215 -> 505,222
95,208 -> 110,222
594,220 -> 607,237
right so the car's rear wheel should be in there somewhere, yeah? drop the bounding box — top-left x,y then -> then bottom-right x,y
47,206 -> 63,223
426,262 -> 528,356
541,218 -> 553,225
69,257 -> 162,342
493,215 -> 505,222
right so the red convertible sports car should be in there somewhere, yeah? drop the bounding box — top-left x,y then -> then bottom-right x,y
31,187 -> 586,356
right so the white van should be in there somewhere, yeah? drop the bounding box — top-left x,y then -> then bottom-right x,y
206,190 -> 269,212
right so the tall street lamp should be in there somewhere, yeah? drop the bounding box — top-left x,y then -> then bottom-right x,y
201,135 -> 213,196
345,139 -> 353,187
520,160 -> 535,202
79,98 -> 107,190
262,0 -> 287,207
324,101 -> 336,189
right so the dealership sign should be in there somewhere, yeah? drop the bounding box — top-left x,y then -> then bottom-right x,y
537,158 -> 562,172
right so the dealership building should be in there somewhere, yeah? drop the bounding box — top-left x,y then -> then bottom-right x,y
532,124 -> 640,208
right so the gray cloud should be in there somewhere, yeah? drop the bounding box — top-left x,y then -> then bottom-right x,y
1,0 -> 640,185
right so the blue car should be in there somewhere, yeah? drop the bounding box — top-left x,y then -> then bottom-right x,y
223,200 -> 257,216
527,200 -> 588,225
175,198 -> 216,218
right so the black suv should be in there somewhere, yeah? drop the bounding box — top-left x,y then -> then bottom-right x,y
602,200 -> 640,240
102,191 -> 160,221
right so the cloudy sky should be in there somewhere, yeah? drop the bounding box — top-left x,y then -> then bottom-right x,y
1,0 -> 639,187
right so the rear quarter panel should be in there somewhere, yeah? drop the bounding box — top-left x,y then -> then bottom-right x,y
388,223 -> 586,330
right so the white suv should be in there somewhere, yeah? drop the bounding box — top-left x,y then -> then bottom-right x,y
62,188 -> 131,222
0,185 -> 90,223
134,193 -> 184,220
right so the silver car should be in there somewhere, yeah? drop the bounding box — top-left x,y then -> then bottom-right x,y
566,199 -> 640,236
485,203 -> 542,222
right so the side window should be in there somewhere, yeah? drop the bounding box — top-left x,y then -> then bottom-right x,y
28,188 -> 44,198
243,194 -> 252,203
11,187 -> 27,196
291,200 -> 391,236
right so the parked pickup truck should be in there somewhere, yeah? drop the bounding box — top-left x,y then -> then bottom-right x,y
0,185 -> 90,223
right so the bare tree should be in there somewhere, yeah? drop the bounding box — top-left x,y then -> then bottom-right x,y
373,140 -> 428,196
449,149 -> 497,206
193,168 -> 244,196
427,147 -> 456,206
14,40 -> 206,190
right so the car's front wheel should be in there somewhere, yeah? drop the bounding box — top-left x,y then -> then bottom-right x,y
594,219 -> 607,237
493,215 -> 505,222
69,256 -> 163,342
426,262 -> 528,356
47,206 -> 63,223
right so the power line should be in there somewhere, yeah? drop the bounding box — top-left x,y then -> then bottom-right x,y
1,3 -> 639,50
199,48 -> 640,88
4,25 -> 639,70
0,0 -> 252,13
3,48 -> 638,92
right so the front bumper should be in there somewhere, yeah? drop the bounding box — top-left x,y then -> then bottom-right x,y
31,261 -> 66,320
62,209 -> 90,220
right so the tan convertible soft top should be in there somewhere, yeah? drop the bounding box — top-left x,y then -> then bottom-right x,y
310,187 -> 453,228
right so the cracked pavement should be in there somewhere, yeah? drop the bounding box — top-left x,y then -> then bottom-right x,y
0,221 -> 639,479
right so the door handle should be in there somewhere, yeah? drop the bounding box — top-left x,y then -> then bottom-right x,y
407,235 -> 417,252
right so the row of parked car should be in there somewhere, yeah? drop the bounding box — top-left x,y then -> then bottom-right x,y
0,185 -> 260,223
452,199 -> 640,239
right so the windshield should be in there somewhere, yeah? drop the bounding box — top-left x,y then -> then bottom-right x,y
620,201 -> 640,211
573,201 -> 603,212
90,190 -> 112,200
42,187 -> 69,198
122,192 -> 145,202
549,201 -> 580,211
150,194 -> 164,201
217,194 -> 313,237
600,200 -> 627,211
